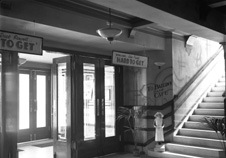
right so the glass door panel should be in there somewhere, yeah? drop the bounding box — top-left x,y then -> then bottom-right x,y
18,71 -> 51,142
76,57 -> 120,158
57,63 -> 67,141
104,66 -> 116,137
36,75 -> 47,128
19,73 -> 30,130
53,56 -> 72,158
76,57 -> 99,158
33,71 -> 51,141
83,63 -> 96,140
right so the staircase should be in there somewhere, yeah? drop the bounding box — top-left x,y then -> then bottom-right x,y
148,75 -> 225,158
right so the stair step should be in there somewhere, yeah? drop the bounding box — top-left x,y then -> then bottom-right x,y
194,109 -> 224,116
174,135 -> 224,148
166,143 -> 224,157
189,115 -> 224,122
207,92 -> 224,97
147,149 -> 204,158
219,78 -> 225,82
203,97 -> 224,102
189,115 -> 205,122
169,76 -> 226,158
215,82 -> 225,87
178,128 -> 219,139
211,87 -> 225,92
198,103 -> 224,109
184,121 -> 212,130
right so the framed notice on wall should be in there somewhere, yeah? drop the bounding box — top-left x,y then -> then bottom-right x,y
112,51 -> 148,68
0,30 -> 43,55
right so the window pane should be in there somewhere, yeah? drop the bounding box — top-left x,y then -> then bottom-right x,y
105,66 -> 116,137
19,74 -> 30,130
83,63 -> 96,140
36,75 -> 46,128
57,63 -> 67,140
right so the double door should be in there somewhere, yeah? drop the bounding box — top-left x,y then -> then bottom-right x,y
53,55 -> 121,158
18,70 -> 51,142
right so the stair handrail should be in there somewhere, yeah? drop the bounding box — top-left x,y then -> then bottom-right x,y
122,46 -> 224,148
174,45 -> 224,130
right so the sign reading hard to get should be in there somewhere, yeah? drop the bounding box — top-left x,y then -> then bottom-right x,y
112,51 -> 148,68
0,30 -> 43,55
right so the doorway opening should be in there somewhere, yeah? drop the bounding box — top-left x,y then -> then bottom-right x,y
18,50 -> 68,158
17,51 -> 122,158
74,56 -> 121,158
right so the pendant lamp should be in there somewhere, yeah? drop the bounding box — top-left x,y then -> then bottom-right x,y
96,8 -> 122,43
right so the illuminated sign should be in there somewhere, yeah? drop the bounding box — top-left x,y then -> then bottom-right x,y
0,30 -> 43,55
112,51 -> 148,68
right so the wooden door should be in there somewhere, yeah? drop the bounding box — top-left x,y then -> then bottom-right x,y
52,56 -> 72,158
18,70 -> 51,142
75,56 -> 120,158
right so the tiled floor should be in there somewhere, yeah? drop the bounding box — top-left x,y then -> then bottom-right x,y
18,146 -> 140,158
18,146 -> 156,158
18,140 -> 155,158
18,139 -> 53,158
18,147 -> 149,158
18,146 -> 138,158
18,146 -> 53,158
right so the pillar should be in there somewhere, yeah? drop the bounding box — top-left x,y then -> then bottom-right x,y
0,51 -> 19,158
221,42 -> 226,119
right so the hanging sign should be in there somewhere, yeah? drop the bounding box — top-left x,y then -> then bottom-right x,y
0,30 -> 43,55
112,51 -> 148,68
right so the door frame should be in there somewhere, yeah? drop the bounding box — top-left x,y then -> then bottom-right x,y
18,69 -> 51,142
52,52 -> 123,158
74,55 -> 123,158
52,56 -> 72,158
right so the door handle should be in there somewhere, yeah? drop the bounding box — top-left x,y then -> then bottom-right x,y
97,99 -> 100,116
101,99 -> 104,116
72,140 -> 77,150
34,99 -> 37,112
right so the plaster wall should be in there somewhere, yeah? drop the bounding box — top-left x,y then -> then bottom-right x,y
173,37 -> 224,128
123,66 -> 147,106
146,34 -> 173,106
174,49 -> 224,128
123,34 -> 174,150
146,50 -> 173,106
173,37 -> 221,95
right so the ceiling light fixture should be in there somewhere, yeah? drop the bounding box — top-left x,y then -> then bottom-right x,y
154,62 -> 165,69
18,58 -> 27,66
96,8 -> 122,43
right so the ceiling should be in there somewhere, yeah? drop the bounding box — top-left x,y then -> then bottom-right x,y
1,0 -> 226,63
19,51 -> 68,64
208,0 -> 226,14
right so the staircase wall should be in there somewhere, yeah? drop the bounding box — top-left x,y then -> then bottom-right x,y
173,38 -> 221,95
147,59 -> 225,158
174,47 -> 224,129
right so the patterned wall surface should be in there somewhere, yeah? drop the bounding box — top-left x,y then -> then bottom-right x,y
123,67 -> 147,106
173,38 -> 220,95
147,67 -> 173,105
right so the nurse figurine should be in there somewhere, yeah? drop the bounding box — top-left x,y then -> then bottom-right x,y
153,112 -> 164,145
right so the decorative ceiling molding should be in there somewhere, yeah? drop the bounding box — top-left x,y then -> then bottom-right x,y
35,0 -> 150,29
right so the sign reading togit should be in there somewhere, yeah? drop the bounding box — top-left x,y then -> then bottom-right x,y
0,30 -> 43,55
